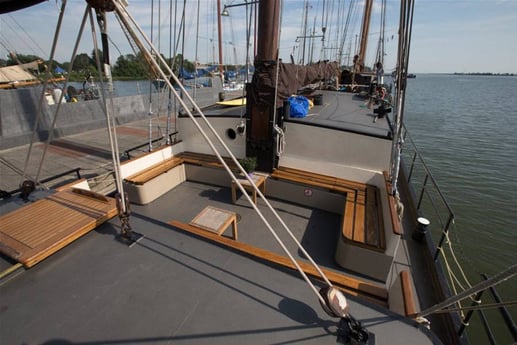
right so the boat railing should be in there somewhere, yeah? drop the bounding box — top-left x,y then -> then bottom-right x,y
400,126 -> 454,260
124,131 -> 178,159
4,167 -> 82,196
400,125 -> 517,344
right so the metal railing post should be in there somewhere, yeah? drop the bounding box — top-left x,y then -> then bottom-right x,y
407,150 -> 417,182
458,290 -> 484,337
434,214 -> 453,261
482,273 -> 517,341
416,174 -> 428,210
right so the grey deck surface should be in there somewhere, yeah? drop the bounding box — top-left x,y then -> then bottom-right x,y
0,90 -> 447,345
0,181 -> 439,345
289,91 -> 392,139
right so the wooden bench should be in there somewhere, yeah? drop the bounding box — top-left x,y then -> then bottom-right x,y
124,156 -> 184,185
176,151 -> 240,172
400,270 -> 417,317
271,166 -> 385,251
383,171 -> 402,235
169,219 -> 388,307
123,151 -> 243,205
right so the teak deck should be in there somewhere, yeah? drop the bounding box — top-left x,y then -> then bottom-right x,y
0,189 -> 117,268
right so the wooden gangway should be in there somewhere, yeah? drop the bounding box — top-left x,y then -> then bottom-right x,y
0,189 -> 117,268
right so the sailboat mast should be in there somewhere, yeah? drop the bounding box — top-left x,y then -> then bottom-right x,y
358,0 -> 373,68
256,0 -> 279,61
217,0 -> 224,76
246,0 -> 280,172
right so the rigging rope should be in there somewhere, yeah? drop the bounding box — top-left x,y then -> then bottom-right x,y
417,264 -> 517,318
112,1 -> 334,307
89,4 -> 135,240
389,0 -> 415,198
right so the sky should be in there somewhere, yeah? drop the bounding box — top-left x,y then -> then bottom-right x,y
1,0 -> 516,74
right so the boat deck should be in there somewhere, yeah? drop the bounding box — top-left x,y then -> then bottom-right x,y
290,91 -> 392,139
0,179 -> 439,344
189,90 -> 392,139
0,93 -> 450,344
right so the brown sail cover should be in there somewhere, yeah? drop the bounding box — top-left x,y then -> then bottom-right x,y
0,0 -> 46,14
250,60 -> 339,106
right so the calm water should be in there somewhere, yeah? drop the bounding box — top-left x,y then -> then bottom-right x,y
404,74 -> 517,344
112,76 -> 516,343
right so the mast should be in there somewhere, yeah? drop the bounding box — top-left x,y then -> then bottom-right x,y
256,0 -> 279,61
357,0 -> 373,70
217,0 -> 224,77
246,0 -> 280,172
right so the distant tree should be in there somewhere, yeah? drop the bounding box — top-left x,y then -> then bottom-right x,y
91,48 -> 104,65
74,53 -> 92,71
61,62 -> 71,72
112,53 -> 148,79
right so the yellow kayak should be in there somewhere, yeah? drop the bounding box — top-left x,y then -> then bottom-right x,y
216,97 -> 246,106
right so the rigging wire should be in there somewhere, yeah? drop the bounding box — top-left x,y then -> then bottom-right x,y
147,0 -> 155,152
113,2 -> 333,306
425,300 -> 517,314
165,0 -> 174,144
338,0 -> 358,67
34,6 -> 91,185
90,5 -> 136,241
193,0 -> 200,103
417,264 -> 517,318
7,14 -> 48,57
20,0 -> 67,187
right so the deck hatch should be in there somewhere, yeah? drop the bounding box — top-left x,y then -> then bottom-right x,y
0,189 -> 117,267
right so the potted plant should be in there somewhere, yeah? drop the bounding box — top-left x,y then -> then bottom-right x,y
239,156 -> 257,176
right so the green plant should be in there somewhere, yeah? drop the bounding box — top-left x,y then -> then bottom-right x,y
239,156 -> 257,173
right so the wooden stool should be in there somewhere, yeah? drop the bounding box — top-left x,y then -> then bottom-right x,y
231,174 -> 266,205
190,206 -> 238,240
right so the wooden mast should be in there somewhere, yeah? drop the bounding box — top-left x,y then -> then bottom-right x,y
246,0 -> 280,172
217,0 -> 224,77
357,0 -> 373,70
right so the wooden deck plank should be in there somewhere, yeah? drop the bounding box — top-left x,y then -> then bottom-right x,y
125,157 -> 184,185
354,194 -> 366,243
272,169 -> 358,194
400,271 -> 417,317
342,192 -> 356,241
177,152 -> 240,171
277,166 -> 367,191
365,186 -> 380,248
383,171 -> 402,235
169,220 -> 388,306
0,189 -> 117,268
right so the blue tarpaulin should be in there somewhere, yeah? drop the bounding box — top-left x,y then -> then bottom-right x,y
288,95 -> 309,118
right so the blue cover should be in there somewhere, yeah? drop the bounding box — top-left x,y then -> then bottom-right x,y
288,96 -> 309,118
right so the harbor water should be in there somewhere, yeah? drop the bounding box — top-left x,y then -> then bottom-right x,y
404,74 -> 516,344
